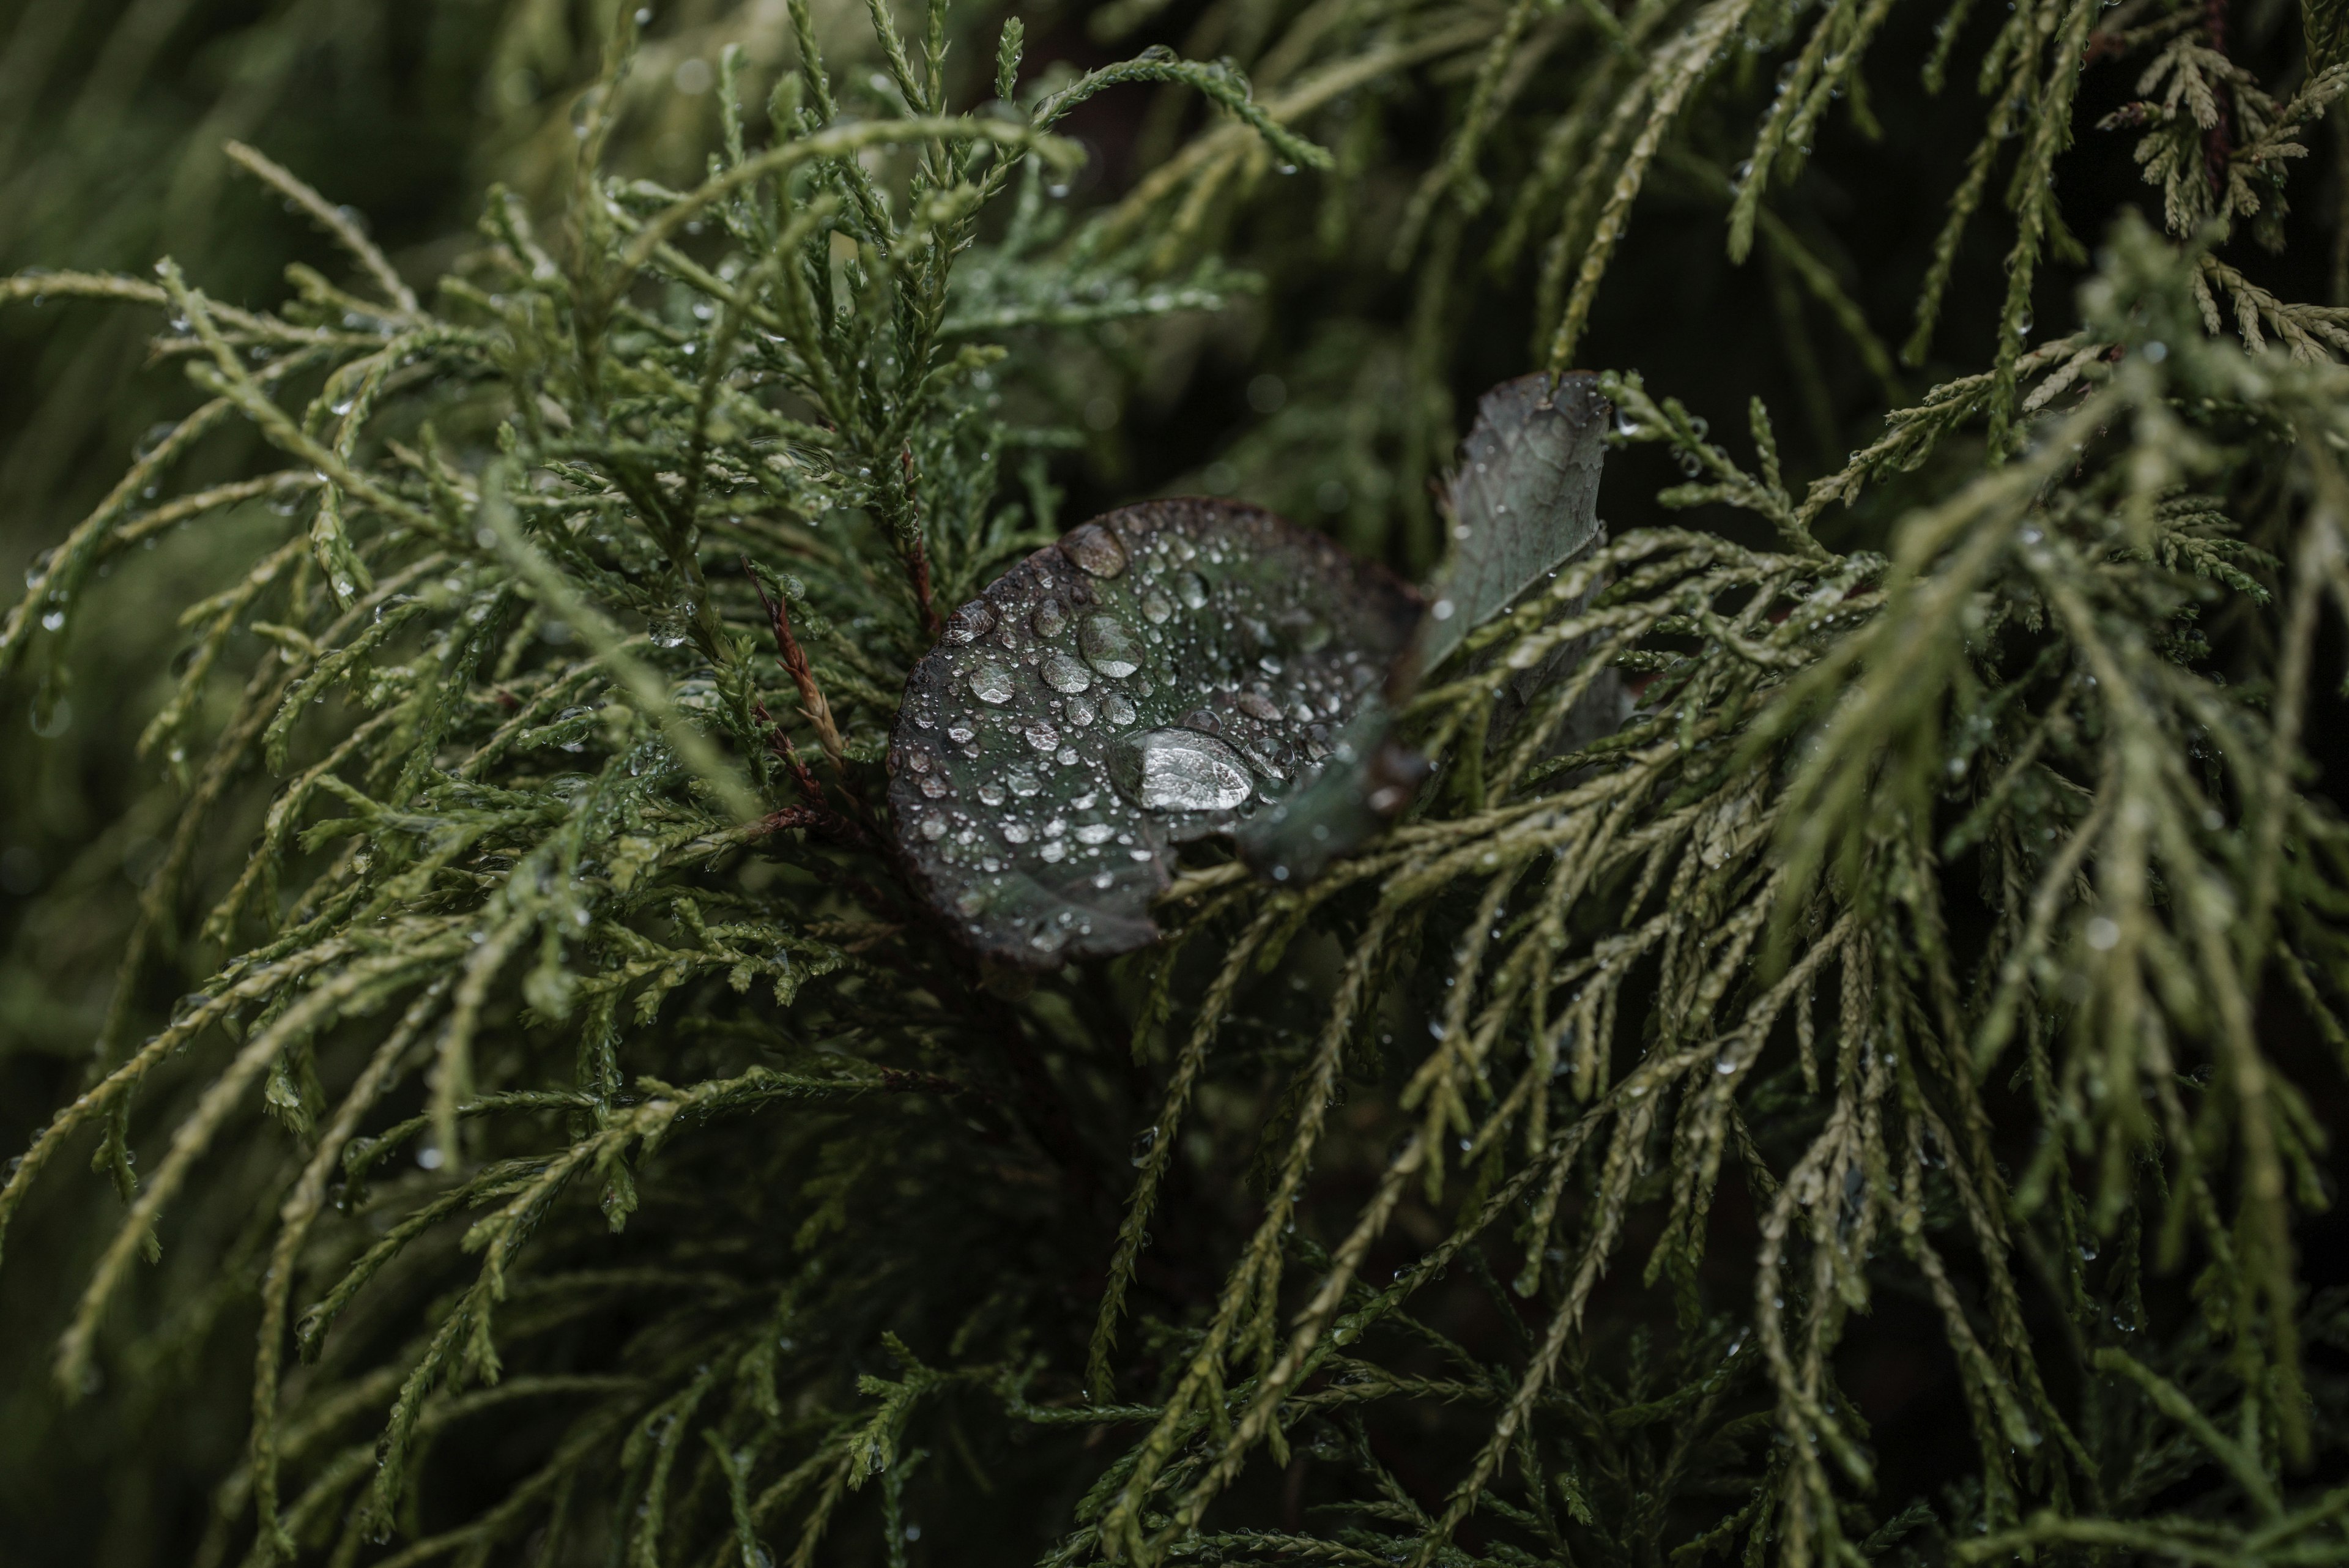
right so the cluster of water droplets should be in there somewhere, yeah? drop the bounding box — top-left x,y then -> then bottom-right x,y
890,504 -> 1395,958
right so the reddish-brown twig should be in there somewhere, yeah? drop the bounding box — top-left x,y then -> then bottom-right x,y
744,559 -> 848,778
899,445 -> 943,641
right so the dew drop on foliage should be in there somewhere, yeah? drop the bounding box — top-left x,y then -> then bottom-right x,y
1078,614 -> 1142,678
1109,729 -> 1255,812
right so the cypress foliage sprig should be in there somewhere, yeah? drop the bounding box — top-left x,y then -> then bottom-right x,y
5,1 -> 2349,1565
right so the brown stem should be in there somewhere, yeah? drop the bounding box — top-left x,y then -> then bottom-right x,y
900,444 -> 943,640
745,559 -> 848,776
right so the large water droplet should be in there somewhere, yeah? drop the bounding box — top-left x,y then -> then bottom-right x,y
1104,692 -> 1138,726
968,662 -> 1014,704
1032,598 -> 1068,638
1024,720 -> 1059,752
1108,729 -> 1255,812
1063,523 -> 1128,578
1080,614 -> 1142,678
1174,571 -> 1209,610
944,600 -> 995,645
1042,649 -> 1092,693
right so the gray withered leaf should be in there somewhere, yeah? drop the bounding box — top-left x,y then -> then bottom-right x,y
1416,370 -> 1610,676
889,500 -> 1420,967
1241,372 -> 1617,882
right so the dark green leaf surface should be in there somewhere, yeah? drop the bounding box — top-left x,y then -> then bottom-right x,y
889,500 -> 1420,965
1417,370 -> 1611,675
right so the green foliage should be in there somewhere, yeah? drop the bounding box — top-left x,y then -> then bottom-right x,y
7,0 -> 2349,1566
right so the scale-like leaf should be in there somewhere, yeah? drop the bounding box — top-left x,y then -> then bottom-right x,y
889,500 -> 1420,966
1416,370 -> 1610,675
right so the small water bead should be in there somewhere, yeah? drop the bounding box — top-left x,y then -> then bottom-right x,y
968,663 -> 1015,704
1077,823 -> 1116,845
1130,1126 -> 1158,1167
1024,720 -> 1059,752
978,781 -> 1006,806
1140,588 -> 1174,624
1067,693 -> 1098,726
1008,768 -> 1042,797
919,776 -> 948,799
944,600 -> 995,645
1042,649 -> 1092,693
1062,523 -> 1129,578
1002,822 -> 1033,844
1108,729 -> 1255,812
1080,614 -> 1142,678
1032,598 -> 1069,638
1236,691 -> 1282,722
1056,746 -> 1079,765
1104,692 -> 1138,726
920,815 -> 948,840
1041,841 -> 1067,863
948,724 -> 975,744
1174,571 -> 1209,610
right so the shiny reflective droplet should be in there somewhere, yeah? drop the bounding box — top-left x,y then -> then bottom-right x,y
1237,691 -> 1282,722
1003,821 -> 1033,844
1032,598 -> 1068,638
1062,523 -> 1129,578
1067,693 -> 1098,726
1107,729 -> 1255,812
920,815 -> 948,840
919,776 -> 948,798
1104,692 -> 1138,726
968,662 -> 1015,704
1042,649 -> 1092,693
1174,571 -> 1209,610
944,600 -> 995,645
1009,768 -> 1041,797
978,781 -> 1005,805
1080,614 -> 1142,678
1130,1126 -> 1158,1166
1140,588 -> 1174,624
1024,720 -> 1059,752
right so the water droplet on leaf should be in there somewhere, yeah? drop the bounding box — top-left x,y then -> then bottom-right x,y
1108,729 -> 1255,812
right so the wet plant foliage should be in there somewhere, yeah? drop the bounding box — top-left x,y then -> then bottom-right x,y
891,501 -> 1420,965
4,0 -> 2349,1566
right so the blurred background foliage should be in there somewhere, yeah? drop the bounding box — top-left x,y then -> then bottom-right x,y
2,0 -> 2346,1562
